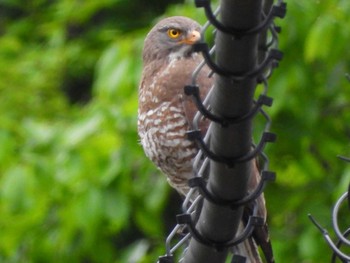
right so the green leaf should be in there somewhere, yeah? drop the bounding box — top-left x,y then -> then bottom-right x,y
304,16 -> 337,62
104,189 -> 130,232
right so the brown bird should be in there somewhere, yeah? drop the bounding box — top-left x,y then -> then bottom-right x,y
138,16 -> 274,263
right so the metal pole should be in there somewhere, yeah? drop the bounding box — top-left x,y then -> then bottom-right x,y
183,0 -> 262,262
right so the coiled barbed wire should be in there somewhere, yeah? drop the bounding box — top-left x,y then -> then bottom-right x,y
309,156 -> 350,263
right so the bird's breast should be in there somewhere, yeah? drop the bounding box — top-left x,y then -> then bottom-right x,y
138,100 -> 198,183
138,55 -> 210,192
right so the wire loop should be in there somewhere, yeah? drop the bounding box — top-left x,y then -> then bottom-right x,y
195,0 -> 287,38
193,42 -> 283,79
309,176 -> 350,262
176,202 -> 264,251
188,171 -> 276,208
184,84 -> 273,127
186,130 -> 276,166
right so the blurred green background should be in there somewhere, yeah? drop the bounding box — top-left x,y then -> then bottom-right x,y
1,0 -> 350,262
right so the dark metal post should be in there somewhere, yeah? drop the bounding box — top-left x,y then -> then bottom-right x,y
183,0 -> 263,262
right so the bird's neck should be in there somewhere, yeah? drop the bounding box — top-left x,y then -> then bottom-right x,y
168,46 -> 196,62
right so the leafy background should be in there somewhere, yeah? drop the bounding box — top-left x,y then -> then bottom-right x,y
1,0 -> 350,262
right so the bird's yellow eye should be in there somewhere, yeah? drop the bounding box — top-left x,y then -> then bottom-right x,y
167,28 -> 182,39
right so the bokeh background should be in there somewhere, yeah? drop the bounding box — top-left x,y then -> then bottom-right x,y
1,0 -> 350,262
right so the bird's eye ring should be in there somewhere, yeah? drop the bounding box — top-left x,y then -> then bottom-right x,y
167,28 -> 181,39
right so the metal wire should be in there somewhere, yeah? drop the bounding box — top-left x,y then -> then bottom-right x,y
309,182 -> 350,262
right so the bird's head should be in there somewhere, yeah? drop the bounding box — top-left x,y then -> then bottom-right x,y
143,16 -> 202,64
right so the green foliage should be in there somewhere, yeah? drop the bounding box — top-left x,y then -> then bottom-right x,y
1,0 -> 350,262
266,1 -> 350,262
0,0 -> 174,262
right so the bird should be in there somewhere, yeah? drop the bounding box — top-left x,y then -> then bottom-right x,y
137,16 -> 274,263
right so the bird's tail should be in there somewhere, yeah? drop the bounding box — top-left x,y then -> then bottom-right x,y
232,222 -> 263,263
232,221 -> 275,263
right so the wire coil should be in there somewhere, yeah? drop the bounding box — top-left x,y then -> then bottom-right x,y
309,176 -> 350,263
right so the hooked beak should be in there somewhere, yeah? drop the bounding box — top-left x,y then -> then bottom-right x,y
179,30 -> 201,45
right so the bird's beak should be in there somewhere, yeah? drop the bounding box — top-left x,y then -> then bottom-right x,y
180,30 -> 201,45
